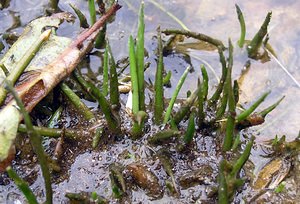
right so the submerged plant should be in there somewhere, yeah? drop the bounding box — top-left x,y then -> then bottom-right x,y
0,1 -> 289,204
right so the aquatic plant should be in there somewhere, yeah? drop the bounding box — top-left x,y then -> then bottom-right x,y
0,1 -> 289,203
128,2 -> 146,138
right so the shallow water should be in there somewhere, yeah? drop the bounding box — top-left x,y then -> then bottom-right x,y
1,0 -> 299,139
0,0 -> 300,203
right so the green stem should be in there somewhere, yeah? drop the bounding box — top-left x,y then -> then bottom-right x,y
90,81 -> 120,132
148,129 -> 181,144
69,3 -> 89,28
92,127 -> 103,149
200,65 -> 209,101
0,63 -> 9,76
229,137 -> 254,178
218,160 -> 229,204
73,69 -> 95,97
131,121 -> 144,139
233,80 -> 239,105
208,48 -> 227,106
236,91 -> 271,122
197,78 -> 204,127
88,0 -> 96,25
47,106 -> 63,128
183,111 -> 195,144
136,1 -> 145,111
215,93 -> 228,120
103,45 -> 109,96
235,4 -> 246,48
129,35 -> 139,114
247,12 -> 272,58
107,40 -> 120,108
73,70 -> 119,132
49,0 -> 59,11
95,23 -> 106,49
259,96 -> 284,118
60,82 -> 95,121
173,87 -> 200,125
154,27 -> 164,124
163,70 -> 172,86
163,66 -> 190,124
6,166 -> 38,204
223,39 -> 235,151
18,124 -> 79,139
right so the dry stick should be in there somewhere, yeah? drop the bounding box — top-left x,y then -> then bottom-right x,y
0,3 -> 120,173
223,39 -> 235,151
4,3 -> 121,116
162,29 -> 225,50
154,27 -> 164,124
71,3 -> 121,50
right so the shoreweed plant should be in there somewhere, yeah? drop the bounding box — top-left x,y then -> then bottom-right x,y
1,1 -> 288,203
